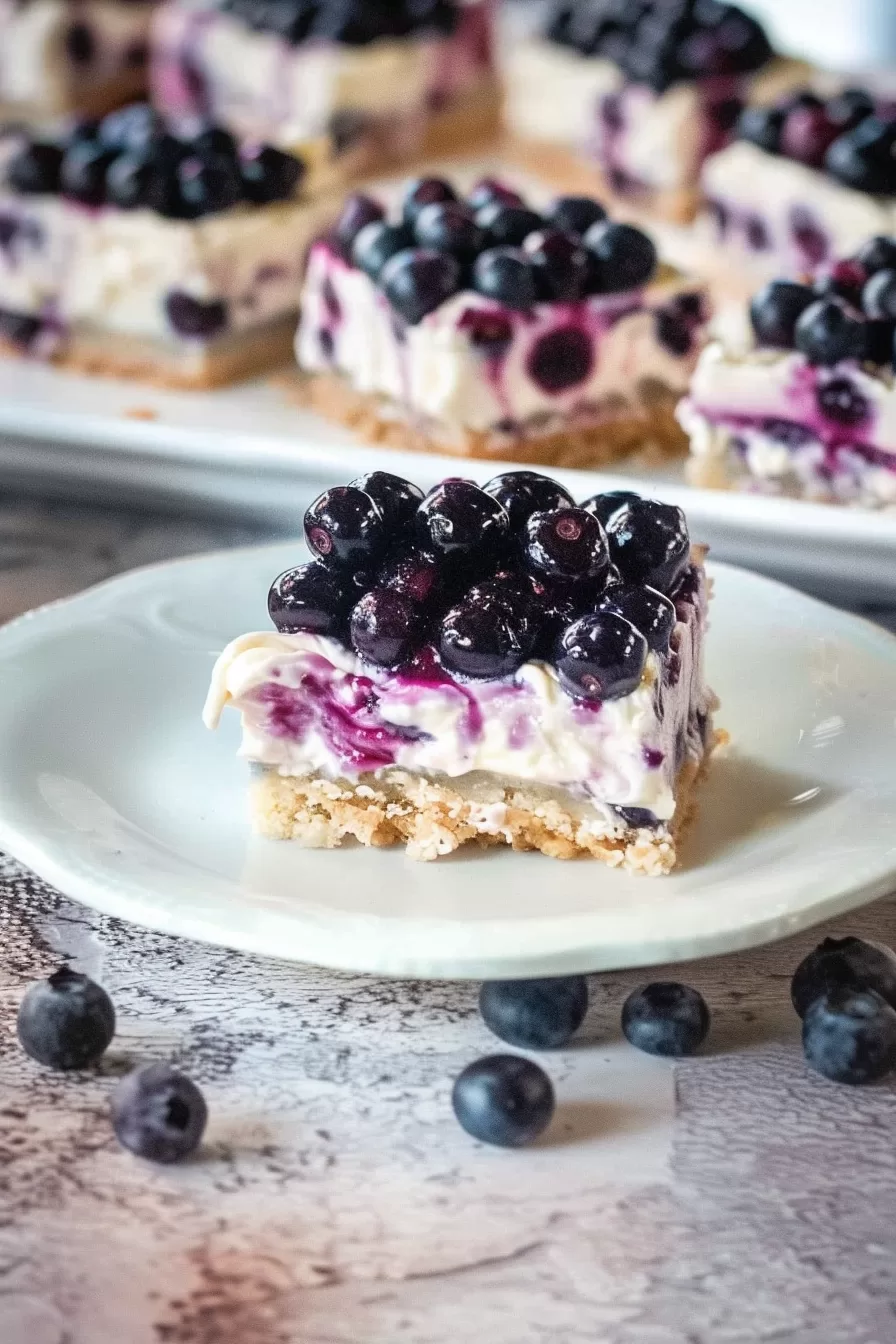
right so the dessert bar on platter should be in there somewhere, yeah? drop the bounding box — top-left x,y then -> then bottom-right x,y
679,237 -> 896,508
0,0 -> 157,123
502,0 -> 784,223
295,174 -> 709,465
0,105 -> 335,387
205,470 -> 718,873
151,0 -> 499,178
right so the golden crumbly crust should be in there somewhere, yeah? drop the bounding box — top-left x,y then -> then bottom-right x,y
286,371 -> 688,467
0,70 -> 148,125
248,740 -> 719,874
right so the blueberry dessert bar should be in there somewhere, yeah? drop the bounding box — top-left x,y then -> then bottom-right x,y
0,105 -> 335,386
502,0 -> 777,224
703,89 -> 896,277
204,471 -> 718,871
679,240 -> 896,507
151,0 -> 498,174
295,176 -> 709,465
0,0 -> 156,123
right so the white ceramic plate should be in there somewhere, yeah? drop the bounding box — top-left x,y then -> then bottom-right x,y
0,544 -> 894,979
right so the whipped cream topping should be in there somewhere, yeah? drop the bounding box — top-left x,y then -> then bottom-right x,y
204,570 -> 711,823
0,0 -> 153,108
297,242 -> 702,437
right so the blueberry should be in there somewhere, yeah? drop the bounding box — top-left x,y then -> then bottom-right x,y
527,326 -> 593,393
479,976 -> 589,1050
467,178 -> 525,213
583,221 -> 657,293
523,228 -> 590,301
861,266 -> 896,321
17,966 -> 115,1070
106,149 -> 172,211
816,376 -> 870,426
401,176 -> 457,226
60,139 -> 115,205
268,560 -> 352,635
350,587 -> 419,667
472,247 -> 538,310
305,484 -> 387,566
349,470 -> 423,531
351,220 -> 414,280
555,610 -> 647,702
827,88 -> 876,131
240,145 -> 304,204
6,141 -> 64,194
736,104 -> 785,154
812,258 -> 867,307
451,1055 -> 555,1147
440,582 -> 534,679
475,202 -> 543,247
791,935 -> 896,1018
415,479 -> 509,566
111,1063 -> 208,1162
545,195 -> 607,236
193,124 -> 238,161
749,279 -> 815,348
178,151 -> 244,217
781,103 -> 840,168
622,983 -> 710,1057
580,489 -> 641,529
333,192 -> 385,255
857,235 -> 896,275
99,102 -> 164,152
377,546 -> 443,609
380,248 -> 460,324
483,470 -> 574,533
524,506 -> 609,585
826,118 -> 896,195
605,499 -> 690,593
599,582 -> 676,653
794,298 -> 867,365
164,291 -> 228,339
413,200 -> 485,262
802,989 -> 896,1085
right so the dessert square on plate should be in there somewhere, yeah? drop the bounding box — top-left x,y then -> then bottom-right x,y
294,175 -> 709,465
204,470 -> 718,874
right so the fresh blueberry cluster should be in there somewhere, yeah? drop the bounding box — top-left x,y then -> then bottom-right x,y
738,89 -> 896,195
545,0 -> 771,93
269,470 -> 691,701
219,0 -> 459,45
329,177 -> 658,325
792,936 -> 896,1085
5,103 -> 305,217
749,236 -> 896,382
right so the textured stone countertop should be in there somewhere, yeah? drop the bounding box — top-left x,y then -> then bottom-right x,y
0,493 -> 894,1344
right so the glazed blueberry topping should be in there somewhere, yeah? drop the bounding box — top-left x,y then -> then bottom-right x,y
466,178 -> 525,213
857,235 -> 896,274
439,582 -> 535,680
791,936 -> 896,1018
828,88 -> 877,131
111,1063 -> 208,1163
349,470 -> 423,531
780,103 -> 840,168
178,152 -> 244,218
583,221 -> 657,293
524,229 -> 590,301
472,247 -> 538,310
6,141 -> 64,194
333,193 -> 386,255
416,479 -> 510,564
17,967 -> 115,1070
378,546 -> 443,608
545,195 -> 607,236
749,279 -> 815,348
555,610 -> 647,702
304,484 -> 387,566
452,1055 -> 554,1148
268,560 -> 353,635
816,376 -> 870,427
605,499 -> 690,593
621,983 -> 710,1057
479,976 -> 589,1050
524,507 -> 610,585
826,118 -> 896,195
794,298 -> 867,366
99,102 -> 164,152
483,470 -> 574,532
240,145 -> 305,204
802,989 -> 896,1085
581,489 -> 642,528
401,176 -> 458,227
380,248 -> 461,325
862,267 -> 896,321
350,588 -> 419,667
736,104 -> 785,154
60,140 -> 116,206
599,582 -> 676,653
812,258 -> 867,307
414,201 -> 485,262
351,220 -> 415,280
475,202 -> 544,247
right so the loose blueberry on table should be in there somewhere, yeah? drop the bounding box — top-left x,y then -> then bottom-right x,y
452,1055 -> 555,1147
621,982 -> 711,1057
479,976 -> 589,1050
17,966 -> 115,1070
111,1063 -> 209,1162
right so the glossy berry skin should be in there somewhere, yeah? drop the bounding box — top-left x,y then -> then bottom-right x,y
555,610 -> 648,702
334,192 -> 385,254
106,147 -> 176,213
240,146 -> 304,204
401,176 -> 458,226
749,279 -> 814,348
17,967 -> 115,1070
377,547 -> 443,609
268,561 -> 351,635
381,248 -> 461,324
351,220 -> 414,280
439,583 -> 534,680
817,376 -> 870,426
304,485 -> 386,567
545,195 -> 607,236
790,936 -> 896,1018
467,178 -> 524,213
802,989 -> 896,1085
413,200 -> 485,261
472,247 -> 538,310
857,235 -> 896,275
7,141 -> 64,194
580,489 -> 642,528
475,202 -> 543,247
736,104 -> 785,154
479,976 -> 589,1050
524,507 -> 609,585
605,499 -> 690,594
483,470 -> 574,533
349,470 -> 423,531
622,983 -> 710,1058
780,104 -> 840,168
862,268 -> 896,321
826,118 -> 896,195
177,152 -> 244,217
111,1063 -> 208,1163
60,140 -> 115,205
599,582 -> 676,654
583,221 -> 657,292
451,1055 -> 555,1148
99,102 -> 164,152
350,588 -> 419,667
415,479 -> 510,564
794,298 -> 867,366
524,228 -> 590,301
